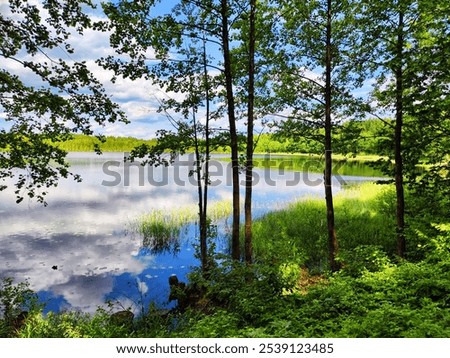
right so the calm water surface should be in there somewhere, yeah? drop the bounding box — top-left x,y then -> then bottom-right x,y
0,153 -> 382,314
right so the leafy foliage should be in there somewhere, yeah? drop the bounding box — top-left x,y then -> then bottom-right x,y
0,278 -> 40,337
0,0 -> 126,204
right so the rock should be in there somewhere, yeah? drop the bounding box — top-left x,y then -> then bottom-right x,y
168,275 -> 188,311
110,310 -> 134,327
11,311 -> 28,332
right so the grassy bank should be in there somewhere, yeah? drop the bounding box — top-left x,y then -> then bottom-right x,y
2,183 -> 449,337
251,182 -> 397,272
55,134 -> 383,160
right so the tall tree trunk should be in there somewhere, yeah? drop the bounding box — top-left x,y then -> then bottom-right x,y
202,29 -> 211,271
221,0 -> 240,260
244,0 -> 256,264
324,0 -> 339,272
192,107 -> 208,271
394,11 -> 406,258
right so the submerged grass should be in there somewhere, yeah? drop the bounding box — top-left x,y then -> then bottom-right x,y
135,200 -> 233,246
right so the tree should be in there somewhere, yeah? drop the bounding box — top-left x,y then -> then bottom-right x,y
356,0 -> 450,258
219,0 -> 241,260
232,0 -> 286,264
100,0 -> 248,265
132,31 -> 222,272
0,0 -> 126,204
407,2 -> 450,199
242,0 -> 256,264
272,0 -> 367,271
357,0 -> 410,258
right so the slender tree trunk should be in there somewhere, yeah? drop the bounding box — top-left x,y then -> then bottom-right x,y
190,32 -> 213,273
192,107 -> 208,271
394,11 -> 406,258
202,30 -> 211,271
324,0 -> 339,272
221,0 -> 240,260
244,0 -> 256,264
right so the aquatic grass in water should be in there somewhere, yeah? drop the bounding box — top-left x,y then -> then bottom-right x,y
135,201 -> 232,254
207,200 -> 233,222
138,210 -> 188,254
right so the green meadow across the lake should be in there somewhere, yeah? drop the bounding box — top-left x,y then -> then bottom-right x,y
54,134 -> 158,153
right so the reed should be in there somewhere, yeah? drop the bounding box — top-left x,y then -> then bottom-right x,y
134,200 -> 232,250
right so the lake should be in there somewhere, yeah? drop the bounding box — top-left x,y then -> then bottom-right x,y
0,152 -> 383,315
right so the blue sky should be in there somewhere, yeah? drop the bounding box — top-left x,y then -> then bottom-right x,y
0,0 -> 193,139
1,0 -> 377,140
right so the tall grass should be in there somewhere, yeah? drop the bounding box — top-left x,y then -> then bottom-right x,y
252,182 -> 397,272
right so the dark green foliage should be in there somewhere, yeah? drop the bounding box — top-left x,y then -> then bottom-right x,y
337,245 -> 392,277
170,253 -> 450,337
288,261 -> 450,337
189,260 -> 289,324
0,278 -> 40,337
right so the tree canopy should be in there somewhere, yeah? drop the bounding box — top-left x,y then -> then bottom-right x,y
0,0 -> 126,204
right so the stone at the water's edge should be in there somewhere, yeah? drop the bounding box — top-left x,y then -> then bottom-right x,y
11,311 -> 29,333
168,274 -> 188,310
110,310 -> 134,327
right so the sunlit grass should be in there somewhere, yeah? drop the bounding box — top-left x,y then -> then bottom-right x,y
252,182 -> 397,272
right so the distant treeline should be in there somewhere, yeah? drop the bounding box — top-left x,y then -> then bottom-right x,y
256,118 -> 390,156
58,119 -> 388,155
56,135 -> 157,152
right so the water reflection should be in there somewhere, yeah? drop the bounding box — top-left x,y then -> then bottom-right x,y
252,154 -> 385,178
142,230 -> 183,256
0,153 -> 382,314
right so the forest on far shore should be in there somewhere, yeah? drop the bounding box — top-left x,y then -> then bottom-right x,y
56,118 -> 389,157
